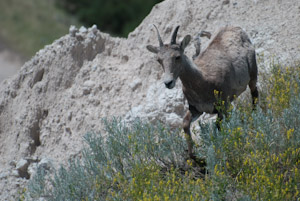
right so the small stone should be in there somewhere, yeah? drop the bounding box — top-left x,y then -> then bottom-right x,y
83,88 -> 91,95
75,32 -> 84,41
166,113 -> 181,127
10,90 -> 17,98
25,156 -> 39,163
11,170 -> 19,177
0,171 -> 10,180
16,159 -> 28,172
266,39 -> 275,45
28,163 -> 38,177
87,32 -> 96,39
83,80 -> 95,88
65,127 -> 72,135
68,112 -> 72,121
82,80 -> 95,95
222,0 -> 230,5
256,48 -> 264,54
16,159 -> 30,179
92,65 -> 97,71
129,79 -> 142,91
91,24 -> 98,34
69,25 -> 78,37
79,26 -> 88,33
38,158 -> 52,171
9,160 -> 16,167
121,55 -> 129,63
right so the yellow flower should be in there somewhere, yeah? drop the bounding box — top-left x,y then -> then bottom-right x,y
286,128 -> 294,140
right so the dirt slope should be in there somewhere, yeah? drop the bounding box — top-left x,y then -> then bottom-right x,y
0,0 -> 300,199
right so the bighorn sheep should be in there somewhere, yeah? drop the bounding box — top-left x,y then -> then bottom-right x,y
146,25 -> 258,159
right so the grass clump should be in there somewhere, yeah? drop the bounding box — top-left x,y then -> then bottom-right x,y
26,63 -> 300,200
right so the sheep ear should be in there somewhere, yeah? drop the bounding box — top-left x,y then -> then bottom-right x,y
180,35 -> 191,50
146,45 -> 159,54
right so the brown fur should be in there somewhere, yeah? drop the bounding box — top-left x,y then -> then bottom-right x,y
147,26 -> 258,159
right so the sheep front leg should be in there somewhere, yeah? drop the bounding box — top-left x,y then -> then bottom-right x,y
183,110 -> 194,159
183,104 -> 202,159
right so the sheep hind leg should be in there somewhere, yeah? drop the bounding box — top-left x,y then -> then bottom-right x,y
213,101 -> 229,130
248,53 -> 259,109
249,79 -> 259,109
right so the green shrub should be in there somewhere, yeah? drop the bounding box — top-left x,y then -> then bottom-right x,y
26,63 -> 300,200
0,0 -> 80,57
55,0 -> 163,37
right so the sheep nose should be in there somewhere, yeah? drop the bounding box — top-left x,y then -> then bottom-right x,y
164,80 -> 174,89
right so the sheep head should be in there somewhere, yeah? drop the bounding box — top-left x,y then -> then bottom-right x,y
146,25 -> 191,89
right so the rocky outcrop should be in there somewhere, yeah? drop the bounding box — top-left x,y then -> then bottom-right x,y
0,0 -> 300,199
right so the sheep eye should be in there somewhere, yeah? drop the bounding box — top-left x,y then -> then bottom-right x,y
175,56 -> 181,60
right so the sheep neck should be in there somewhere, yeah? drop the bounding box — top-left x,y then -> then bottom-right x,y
179,55 -> 205,89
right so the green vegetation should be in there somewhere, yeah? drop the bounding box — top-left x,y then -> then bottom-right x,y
0,0 -> 80,57
26,63 -> 300,200
55,0 -> 163,37
0,0 -> 162,57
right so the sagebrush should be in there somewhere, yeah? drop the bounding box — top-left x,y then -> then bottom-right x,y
26,63 -> 300,200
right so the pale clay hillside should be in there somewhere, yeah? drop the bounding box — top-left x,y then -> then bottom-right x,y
0,0 -> 300,199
